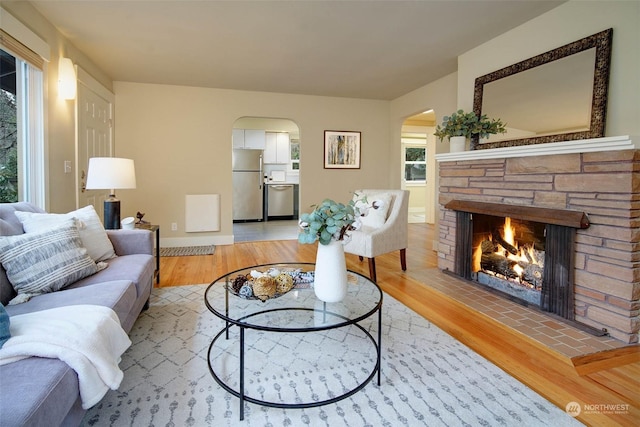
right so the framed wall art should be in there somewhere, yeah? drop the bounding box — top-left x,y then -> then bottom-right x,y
324,130 -> 361,169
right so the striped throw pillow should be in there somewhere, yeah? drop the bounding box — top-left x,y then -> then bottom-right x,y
0,219 -> 99,304
15,205 -> 116,262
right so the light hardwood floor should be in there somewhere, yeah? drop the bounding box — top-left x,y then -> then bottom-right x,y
158,223 -> 638,427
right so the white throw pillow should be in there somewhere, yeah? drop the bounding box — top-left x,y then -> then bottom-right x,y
15,205 -> 116,262
356,192 -> 393,229
0,219 -> 100,304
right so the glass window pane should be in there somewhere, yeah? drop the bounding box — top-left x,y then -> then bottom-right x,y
0,50 -> 18,202
405,147 -> 425,161
290,142 -> 300,160
405,164 -> 426,181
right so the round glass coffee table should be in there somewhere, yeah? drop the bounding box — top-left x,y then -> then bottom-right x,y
204,262 -> 382,420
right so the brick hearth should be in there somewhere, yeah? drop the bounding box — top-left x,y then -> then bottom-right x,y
435,136 -> 639,343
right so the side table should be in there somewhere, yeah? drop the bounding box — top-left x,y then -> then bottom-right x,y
135,223 -> 160,284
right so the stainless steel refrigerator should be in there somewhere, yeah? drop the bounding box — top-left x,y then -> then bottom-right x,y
232,149 -> 263,221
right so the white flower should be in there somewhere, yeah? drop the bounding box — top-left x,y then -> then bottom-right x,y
268,268 -> 280,277
354,200 -> 370,217
371,199 -> 385,210
250,270 -> 265,279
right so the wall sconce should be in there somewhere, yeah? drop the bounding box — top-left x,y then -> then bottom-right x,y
58,57 -> 76,100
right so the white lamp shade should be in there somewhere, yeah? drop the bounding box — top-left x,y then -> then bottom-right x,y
85,157 -> 136,190
58,57 -> 76,100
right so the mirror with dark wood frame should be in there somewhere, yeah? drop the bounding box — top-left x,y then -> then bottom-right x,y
471,28 -> 612,150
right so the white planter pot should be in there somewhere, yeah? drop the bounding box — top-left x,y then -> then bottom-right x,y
313,240 -> 348,303
449,136 -> 467,152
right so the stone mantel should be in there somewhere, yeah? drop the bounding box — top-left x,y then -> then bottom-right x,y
435,135 -> 638,162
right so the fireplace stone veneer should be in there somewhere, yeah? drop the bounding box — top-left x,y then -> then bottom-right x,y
435,136 -> 639,343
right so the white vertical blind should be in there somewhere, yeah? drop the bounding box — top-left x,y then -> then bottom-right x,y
25,62 -> 45,207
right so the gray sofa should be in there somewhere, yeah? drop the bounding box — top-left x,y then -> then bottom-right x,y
0,202 -> 155,426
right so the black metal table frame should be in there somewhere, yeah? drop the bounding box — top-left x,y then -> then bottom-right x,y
205,263 -> 382,421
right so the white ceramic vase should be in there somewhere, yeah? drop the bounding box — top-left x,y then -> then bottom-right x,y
314,239 -> 348,303
449,135 -> 467,152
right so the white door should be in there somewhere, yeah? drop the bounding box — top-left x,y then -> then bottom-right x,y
76,67 -> 114,220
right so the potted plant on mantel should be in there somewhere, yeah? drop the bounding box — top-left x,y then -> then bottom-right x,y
434,109 -> 506,152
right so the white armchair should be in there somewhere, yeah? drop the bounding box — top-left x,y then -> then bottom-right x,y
343,189 -> 409,282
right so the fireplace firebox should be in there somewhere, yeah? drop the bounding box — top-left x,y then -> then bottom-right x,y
446,200 -> 590,321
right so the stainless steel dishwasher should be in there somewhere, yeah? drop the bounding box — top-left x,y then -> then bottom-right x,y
267,184 -> 294,217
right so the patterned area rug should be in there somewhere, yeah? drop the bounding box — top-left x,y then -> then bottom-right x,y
158,245 -> 215,257
81,285 -> 582,426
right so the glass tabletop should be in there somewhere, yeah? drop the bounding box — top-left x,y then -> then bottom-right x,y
204,262 -> 382,331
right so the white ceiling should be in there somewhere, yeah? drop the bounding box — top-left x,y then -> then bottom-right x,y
30,0 -> 565,100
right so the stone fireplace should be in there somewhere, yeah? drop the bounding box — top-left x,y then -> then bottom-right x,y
436,136 -> 639,343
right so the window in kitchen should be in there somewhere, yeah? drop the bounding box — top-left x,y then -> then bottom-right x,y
290,140 -> 300,171
404,146 -> 426,182
1,31 -> 45,207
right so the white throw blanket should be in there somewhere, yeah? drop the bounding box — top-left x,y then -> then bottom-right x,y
0,305 -> 131,409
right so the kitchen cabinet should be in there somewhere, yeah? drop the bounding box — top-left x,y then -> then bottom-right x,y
232,129 -> 266,149
264,132 -> 290,164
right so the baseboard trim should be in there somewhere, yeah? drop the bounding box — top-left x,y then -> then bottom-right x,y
160,235 -> 233,247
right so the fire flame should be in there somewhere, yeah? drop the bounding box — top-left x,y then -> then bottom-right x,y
503,217 -> 515,245
501,217 -> 540,277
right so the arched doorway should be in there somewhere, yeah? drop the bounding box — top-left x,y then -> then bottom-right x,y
232,117 -> 301,242
401,110 -> 436,224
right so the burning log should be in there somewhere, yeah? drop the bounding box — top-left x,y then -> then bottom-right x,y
524,247 -> 534,264
523,263 -> 544,289
481,253 -> 519,278
492,227 -> 518,255
481,239 -> 498,254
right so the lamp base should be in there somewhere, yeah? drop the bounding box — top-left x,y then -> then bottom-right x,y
104,197 -> 121,230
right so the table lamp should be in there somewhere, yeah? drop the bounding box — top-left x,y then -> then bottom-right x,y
85,157 -> 137,229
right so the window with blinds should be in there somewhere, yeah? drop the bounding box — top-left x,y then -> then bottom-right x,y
0,29 -> 45,206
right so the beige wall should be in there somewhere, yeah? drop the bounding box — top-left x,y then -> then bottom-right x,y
390,73 -> 458,156
406,186 -> 426,211
457,0 -> 640,138
114,82 -> 389,245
